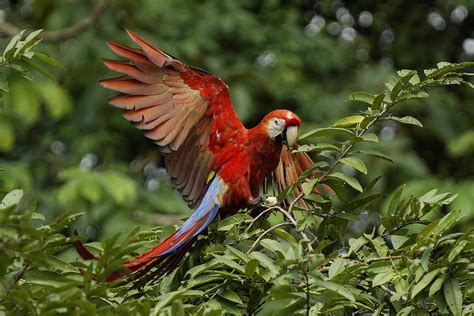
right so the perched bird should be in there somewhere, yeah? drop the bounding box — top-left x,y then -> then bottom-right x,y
76,30 -> 329,284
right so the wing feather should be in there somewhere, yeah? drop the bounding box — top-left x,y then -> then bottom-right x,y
267,146 -> 333,208
102,30 -> 245,207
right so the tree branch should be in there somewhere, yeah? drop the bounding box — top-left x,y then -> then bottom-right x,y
0,0 -> 108,42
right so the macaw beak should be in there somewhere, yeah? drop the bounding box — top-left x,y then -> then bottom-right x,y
275,125 -> 298,150
285,125 -> 298,148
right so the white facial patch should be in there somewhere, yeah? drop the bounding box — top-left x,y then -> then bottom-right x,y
268,118 -> 286,139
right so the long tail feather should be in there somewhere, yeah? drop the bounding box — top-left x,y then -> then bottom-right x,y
75,176 -> 226,284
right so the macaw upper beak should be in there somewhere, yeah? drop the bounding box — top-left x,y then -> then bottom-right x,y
277,125 -> 298,150
285,125 -> 298,148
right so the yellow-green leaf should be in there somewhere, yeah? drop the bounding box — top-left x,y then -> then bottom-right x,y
340,156 -> 367,174
327,172 -> 363,192
332,115 -> 365,127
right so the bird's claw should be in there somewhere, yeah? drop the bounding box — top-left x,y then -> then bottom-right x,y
263,196 -> 278,207
249,195 -> 278,208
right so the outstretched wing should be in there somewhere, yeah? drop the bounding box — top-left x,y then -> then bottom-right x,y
100,30 -> 245,208
265,144 -> 333,206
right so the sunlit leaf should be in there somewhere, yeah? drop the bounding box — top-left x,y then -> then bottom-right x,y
327,172 -> 363,192
332,115 -> 365,127
299,127 -> 354,139
444,277 -> 462,316
339,156 -> 367,174
346,91 -> 375,105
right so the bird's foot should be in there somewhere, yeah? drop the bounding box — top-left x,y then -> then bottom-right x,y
263,196 -> 278,207
249,195 -> 278,208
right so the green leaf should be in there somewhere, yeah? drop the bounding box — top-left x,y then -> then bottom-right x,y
245,259 -> 259,277
185,258 -> 220,279
50,210 -> 85,231
299,127 -> 354,140
348,236 -> 368,254
312,278 -> 355,301
327,172 -> 363,192
3,30 -> 25,60
339,156 -> 367,174
20,58 -> 55,81
355,149 -> 393,163
248,251 -> 280,278
292,143 -> 340,153
443,277 -> 462,316
218,214 -> 252,231
23,270 -> 71,288
219,289 -> 243,304
46,256 -> 78,273
371,93 -> 385,110
152,289 -> 187,314
14,29 -> 43,58
345,193 -> 381,211
390,70 -> 416,101
372,271 -> 396,287
328,258 -> 346,279
24,29 -> 43,44
346,91 -> 375,105
212,255 -> 245,273
352,133 -> 379,144
411,268 -> 441,298
31,212 -> 45,221
430,209 -> 463,238
259,239 -> 288,258
33,52 -> 63,68
388,116 -> 423,127
390,235 -> 409,250
387,184 -> 405,212
335,212 -> 360,221
429,276 -> 446,296
426,61 -> 474,79
302,178 -> 318,196
332,115 -> 365,127
1,189 -> 23,209
448,240 -> 468,262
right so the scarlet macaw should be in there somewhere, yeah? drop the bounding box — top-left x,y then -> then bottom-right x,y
76,30 -> 328,282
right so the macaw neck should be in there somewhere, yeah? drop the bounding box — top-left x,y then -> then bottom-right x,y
247,125 -> 283,197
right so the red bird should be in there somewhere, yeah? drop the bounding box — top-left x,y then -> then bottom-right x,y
76,30 -> 328,283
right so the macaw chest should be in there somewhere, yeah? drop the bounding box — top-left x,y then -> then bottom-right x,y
248,144 -> 282,194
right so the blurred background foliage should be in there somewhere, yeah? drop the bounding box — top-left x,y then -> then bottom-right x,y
0,0 -> 473,243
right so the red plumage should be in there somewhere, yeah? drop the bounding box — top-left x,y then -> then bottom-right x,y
76,30 -> 329,284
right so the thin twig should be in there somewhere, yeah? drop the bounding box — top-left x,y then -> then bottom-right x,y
246,222 -> 292,254
238,207 -> 279,242
379,284 -> 407,302
0,0 -> 108,42
0,262 -> 29,304
365,255 -> 402,264
273,204 -> 315,252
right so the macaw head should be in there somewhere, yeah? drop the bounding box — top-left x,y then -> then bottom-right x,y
263,110 -> 302,149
